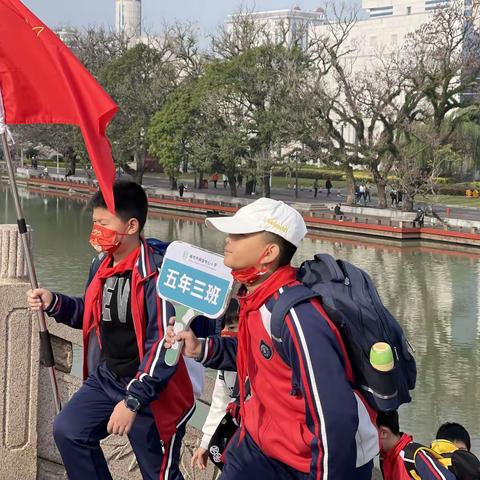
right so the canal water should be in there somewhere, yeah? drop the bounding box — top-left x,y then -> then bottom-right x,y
1,184 -> 479,452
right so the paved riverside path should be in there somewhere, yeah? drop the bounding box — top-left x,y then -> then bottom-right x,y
5,164 -> 480,224
140,173 -> 480,227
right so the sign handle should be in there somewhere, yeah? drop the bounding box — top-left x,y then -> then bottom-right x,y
165,303 -> 197,367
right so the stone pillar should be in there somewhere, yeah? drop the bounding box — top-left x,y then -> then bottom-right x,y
0,224 -> 39,480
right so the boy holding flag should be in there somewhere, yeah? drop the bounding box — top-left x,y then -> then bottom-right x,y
27,181 -> 194,480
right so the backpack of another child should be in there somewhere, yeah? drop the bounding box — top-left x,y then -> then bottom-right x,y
270,253 -> 417,412
403,442 -> 480,480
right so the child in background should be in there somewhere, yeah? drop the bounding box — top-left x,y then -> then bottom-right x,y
377,411 -> 455,480
191,299 -> 240,471
434,422 -> 471,452
432,423 -> 480,480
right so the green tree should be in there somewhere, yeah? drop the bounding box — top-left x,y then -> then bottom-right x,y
201,44 -> 310,197
148,82 -> 203,188
102,43 -> 177,183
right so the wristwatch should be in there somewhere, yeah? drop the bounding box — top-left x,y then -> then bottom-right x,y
124,395 -> 141,413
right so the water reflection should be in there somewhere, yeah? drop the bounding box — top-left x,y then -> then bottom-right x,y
1,184 -> 479,451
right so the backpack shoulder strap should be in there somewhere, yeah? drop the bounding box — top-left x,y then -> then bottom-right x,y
146,238 -> 170,259
144,238 -> 168,274
270,284 -> 318,364
403,442 -> 427,479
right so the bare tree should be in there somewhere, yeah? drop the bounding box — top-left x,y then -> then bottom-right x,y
162,22 -> 205,79
391,0 -> 480,209
301,3 -> 361,204
304,0 -> 480,208
210,7 -> 271,59
349,50 -> 426,207
67,27 -> 132,77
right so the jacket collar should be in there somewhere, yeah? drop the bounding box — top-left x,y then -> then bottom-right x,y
137,237 -> 158,279
95,238 -> 155,280
382,433 -> 413,462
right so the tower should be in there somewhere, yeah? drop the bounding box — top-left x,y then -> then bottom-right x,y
115,0 -> 141,39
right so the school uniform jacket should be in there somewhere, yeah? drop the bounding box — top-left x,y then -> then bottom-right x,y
45,238 -> 195,444
380,434 -> 456,480
200,369 -> 239,450
199,265 -> 379,479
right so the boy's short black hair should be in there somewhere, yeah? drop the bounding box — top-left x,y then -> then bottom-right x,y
377,411 -> 400,436
223,298 -> 240,328
436,423 -> 471,451
263,232 -> 297,267
90,180 -> 148,230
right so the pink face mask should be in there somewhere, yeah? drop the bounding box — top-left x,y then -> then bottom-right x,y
89,224 -> 127,254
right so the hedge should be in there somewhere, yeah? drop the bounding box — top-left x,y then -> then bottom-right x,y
272,167 -> 372,182
436,182 -> 480,195
274,167 -> 456,186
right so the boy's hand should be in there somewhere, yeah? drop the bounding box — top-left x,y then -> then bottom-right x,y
164,317 -> 203,359
27,288 -> 53,311
191,446 -> 209,470
107,401 -> 137,436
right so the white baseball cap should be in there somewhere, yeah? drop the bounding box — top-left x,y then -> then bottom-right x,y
205,197 -> 308,247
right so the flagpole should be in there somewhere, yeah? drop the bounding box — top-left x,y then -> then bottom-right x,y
1,131 -> 62,414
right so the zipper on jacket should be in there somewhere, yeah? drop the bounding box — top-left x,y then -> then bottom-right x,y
290,383 -> 302,397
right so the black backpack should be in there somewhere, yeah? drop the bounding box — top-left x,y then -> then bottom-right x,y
270,253 -> 417,412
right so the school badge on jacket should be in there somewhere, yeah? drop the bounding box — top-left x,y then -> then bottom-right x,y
259,340 -> 273,360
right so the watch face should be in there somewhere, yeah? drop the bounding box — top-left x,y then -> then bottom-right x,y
125,396 -> 140,411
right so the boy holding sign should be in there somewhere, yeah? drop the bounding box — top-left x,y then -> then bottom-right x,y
27,181 -> 194,480
165,198 -> 378,480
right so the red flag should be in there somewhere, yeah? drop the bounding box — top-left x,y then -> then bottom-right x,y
0,0 -> 118,211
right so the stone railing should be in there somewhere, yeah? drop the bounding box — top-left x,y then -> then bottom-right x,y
0,224 -> 39,480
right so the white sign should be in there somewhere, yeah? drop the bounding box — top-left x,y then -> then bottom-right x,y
157,241 -> 234,366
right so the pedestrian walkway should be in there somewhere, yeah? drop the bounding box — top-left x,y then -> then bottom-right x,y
3,163 -> 480,226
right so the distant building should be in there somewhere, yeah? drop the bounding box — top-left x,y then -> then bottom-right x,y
56,27 -> 77,47
235,1 -> 474,65
234,2 -> 477,161
227,7 -> 326,48
115,0 -> 142,39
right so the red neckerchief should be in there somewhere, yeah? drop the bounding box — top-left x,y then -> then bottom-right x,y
236,265 -> 297,441
82,246 -> 140,378
381,433 -> 413,480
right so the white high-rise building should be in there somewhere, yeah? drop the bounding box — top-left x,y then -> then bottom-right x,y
227,7 -> 326,48
115,0 -> 142,39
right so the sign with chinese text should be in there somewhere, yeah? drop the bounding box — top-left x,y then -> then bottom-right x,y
157,241 -> 234,366
157,241 -> 233,317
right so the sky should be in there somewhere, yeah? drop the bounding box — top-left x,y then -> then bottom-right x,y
22,0 -> 359,39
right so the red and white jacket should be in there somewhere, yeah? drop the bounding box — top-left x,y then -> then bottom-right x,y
200,265 -> 379,479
